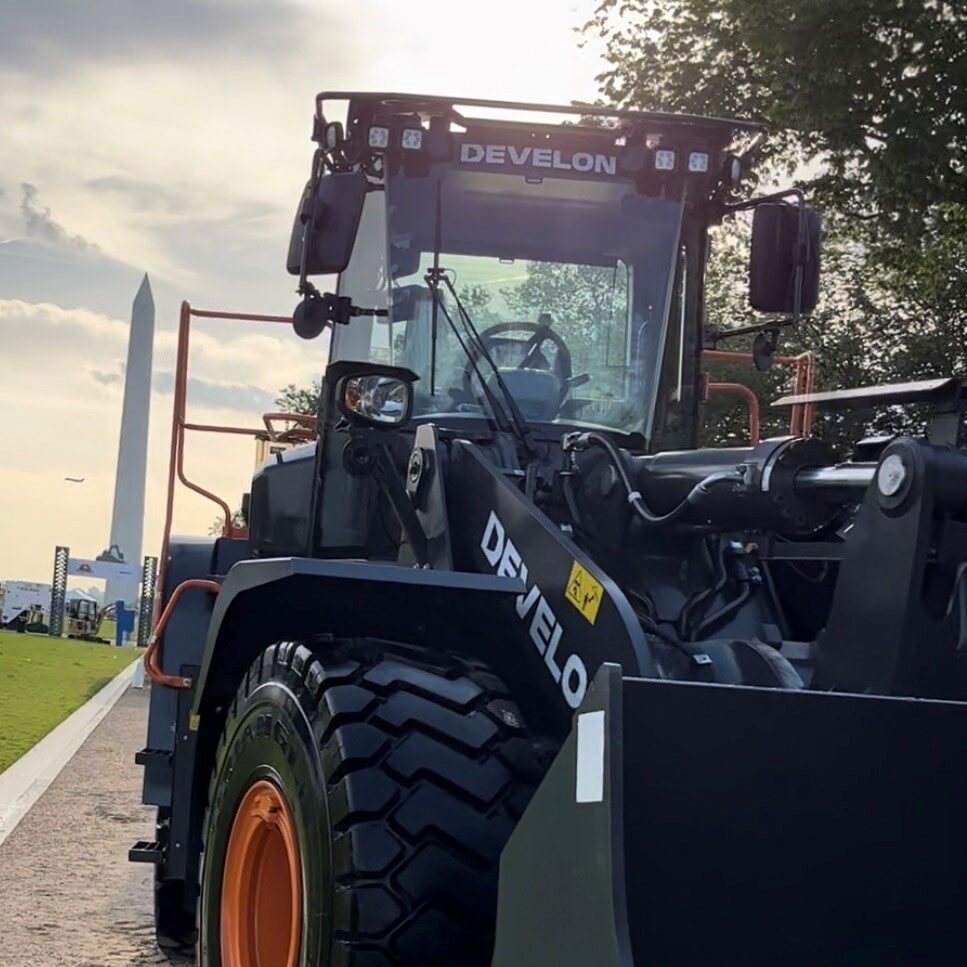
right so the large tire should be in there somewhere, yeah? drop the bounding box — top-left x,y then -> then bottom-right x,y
198,638 -> 551,967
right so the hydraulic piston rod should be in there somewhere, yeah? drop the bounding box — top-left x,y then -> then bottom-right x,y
795,463 -> 876,502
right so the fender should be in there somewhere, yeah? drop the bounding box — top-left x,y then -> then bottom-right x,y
190,556 -> 530,720
153,556 -> 532,891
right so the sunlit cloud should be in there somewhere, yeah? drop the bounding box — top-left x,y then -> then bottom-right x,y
0,0 -> 602,582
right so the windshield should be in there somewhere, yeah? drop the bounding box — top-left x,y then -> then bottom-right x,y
332,161 -> 683,436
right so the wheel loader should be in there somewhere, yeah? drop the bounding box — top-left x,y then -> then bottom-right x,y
131,92 -> 967,966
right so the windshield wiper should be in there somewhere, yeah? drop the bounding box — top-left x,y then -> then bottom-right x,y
424,268 -> 537,457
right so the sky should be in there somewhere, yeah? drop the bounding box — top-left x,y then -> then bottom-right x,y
0,0 -> 604,585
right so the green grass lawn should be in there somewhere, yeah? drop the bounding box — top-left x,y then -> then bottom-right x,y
0,630 -> 138,773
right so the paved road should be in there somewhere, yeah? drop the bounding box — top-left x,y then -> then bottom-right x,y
0,685 -> 192,966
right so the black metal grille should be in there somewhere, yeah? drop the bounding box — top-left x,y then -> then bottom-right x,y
138,555 -> 158,648
49,545 -> 69,637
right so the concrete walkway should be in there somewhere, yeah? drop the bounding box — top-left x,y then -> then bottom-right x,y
0,686 -> 192,966
0,662 -> 138,847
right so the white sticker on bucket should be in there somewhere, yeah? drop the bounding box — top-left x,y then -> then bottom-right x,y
575,710 -> 605,803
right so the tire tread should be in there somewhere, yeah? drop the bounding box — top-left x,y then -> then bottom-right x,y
203,638 -> 550,967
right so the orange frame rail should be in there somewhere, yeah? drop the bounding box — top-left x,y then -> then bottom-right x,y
148,301 -> 302,687
702,349 -> 816,443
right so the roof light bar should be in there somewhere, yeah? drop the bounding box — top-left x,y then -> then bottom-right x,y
368,126 -> 390,149
688,151 -> 710,173
401,128 -> 424,150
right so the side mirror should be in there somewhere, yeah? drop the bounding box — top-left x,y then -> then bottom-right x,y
749,204 -> 822,315
287,172 -> 368,277
337,372 -> 414,428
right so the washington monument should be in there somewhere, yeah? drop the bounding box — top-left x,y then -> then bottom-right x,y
104,274 -> 154,604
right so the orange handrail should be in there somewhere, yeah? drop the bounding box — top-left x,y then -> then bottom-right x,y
701,349 -> 816,439
144,578 -> 222,688
707,382 -> 761,444
262,412 -> 318,442
150,301 -> 296,688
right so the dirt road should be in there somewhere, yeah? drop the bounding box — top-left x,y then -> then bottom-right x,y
0,685 -> 192,966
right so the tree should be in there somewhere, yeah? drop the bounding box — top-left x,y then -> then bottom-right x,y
587,0 -> 967,444
586,0 -> 967,240
275,379 -> 321,416
208,508 -> 246,536
701,217 -> 896,448
458,284 -> 499,323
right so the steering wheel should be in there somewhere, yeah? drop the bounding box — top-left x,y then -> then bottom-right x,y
462,316 -> 575,401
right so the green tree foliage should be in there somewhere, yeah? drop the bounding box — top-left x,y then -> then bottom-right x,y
458,284 -> 499,323
587,0 -> 967,445
586,0 -> 967,237
275,378 -> 322,416
701,219 -> 895,448
879,204 -> 967,380
503,263 -> 628,343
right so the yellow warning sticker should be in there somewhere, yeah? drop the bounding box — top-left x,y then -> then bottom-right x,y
565,560 -> 604,625
188,713 -> 201,732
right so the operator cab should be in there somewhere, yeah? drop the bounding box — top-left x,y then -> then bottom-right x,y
287,93 -> 818,451
336,163 -> 680,439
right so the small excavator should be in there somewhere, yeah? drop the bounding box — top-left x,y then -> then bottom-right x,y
65,598 -> 113,642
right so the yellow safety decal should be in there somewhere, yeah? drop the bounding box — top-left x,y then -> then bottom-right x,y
565,560 -> 604,625
188,713 -> 201,732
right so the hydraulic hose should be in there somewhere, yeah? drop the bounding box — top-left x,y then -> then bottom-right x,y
677,537 -> 728,640
691,580 -> 754,641
567,431 -> 747,528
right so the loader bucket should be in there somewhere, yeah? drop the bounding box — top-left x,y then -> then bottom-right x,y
491,664 -> 967,966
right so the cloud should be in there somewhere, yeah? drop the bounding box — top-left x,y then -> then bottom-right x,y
85,176 -> 191,216
0,0 -> 313,76
20,183 -> 97,251
91,368 -> 122,386
84,176 -> 283,223
153,369 -> 276,411
0,297 -> 327,413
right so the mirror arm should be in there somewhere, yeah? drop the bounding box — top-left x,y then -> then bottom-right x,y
293,291 -> 387,340
308,292 -> 388,326
297,148 -> 327,300
321,294 -> 387,326
705,320 -> 788,349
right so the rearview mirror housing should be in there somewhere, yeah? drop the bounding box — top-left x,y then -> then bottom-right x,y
391,284 -> 426,323
749,204 -> 822,315
286,172 -> 368,277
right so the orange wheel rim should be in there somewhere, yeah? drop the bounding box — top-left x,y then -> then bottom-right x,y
221,780 -> 302,967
